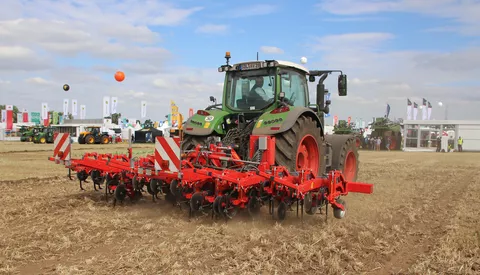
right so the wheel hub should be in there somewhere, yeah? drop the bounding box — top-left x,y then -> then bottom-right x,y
295,134 -> 319,175
343,152 -> 357,182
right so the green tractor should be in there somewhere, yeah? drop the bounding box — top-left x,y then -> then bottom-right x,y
33,127 -> 55,144
19,126 -> 34,142
333,120 -> 363,149
181,53 -> 359,182
370,117 -> 402,150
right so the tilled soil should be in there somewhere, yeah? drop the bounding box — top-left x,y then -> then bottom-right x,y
0,142 -> 479,274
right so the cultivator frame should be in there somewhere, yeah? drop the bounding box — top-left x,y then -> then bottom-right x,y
49,132 -> 373,221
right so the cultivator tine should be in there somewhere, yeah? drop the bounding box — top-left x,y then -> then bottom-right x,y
68,168 -> 74,181
79,180 -> 85,191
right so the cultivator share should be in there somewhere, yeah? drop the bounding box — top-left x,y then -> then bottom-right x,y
48,52 -> 373,221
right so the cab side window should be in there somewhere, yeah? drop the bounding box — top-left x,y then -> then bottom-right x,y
280,70 -> 307,107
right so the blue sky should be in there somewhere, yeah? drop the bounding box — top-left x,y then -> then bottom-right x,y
1,0 -> 480,122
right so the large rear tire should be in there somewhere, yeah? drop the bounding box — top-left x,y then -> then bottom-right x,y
78,135 -> 85,144
101,135 -> 110,144
274,116 -> 321,176
325,134 -> 359,182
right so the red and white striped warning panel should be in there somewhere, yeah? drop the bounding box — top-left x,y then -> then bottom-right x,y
53,133 -> 71,164
155,137 -> 181,172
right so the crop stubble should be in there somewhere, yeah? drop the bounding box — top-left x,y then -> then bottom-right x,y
0,142 -> 478,274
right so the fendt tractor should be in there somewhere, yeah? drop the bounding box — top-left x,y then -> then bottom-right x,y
182,52 -> 359,182
77,126 -> 110,144
48,52 -> 372,222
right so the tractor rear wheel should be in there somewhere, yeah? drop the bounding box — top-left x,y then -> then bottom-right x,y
85,134 -> 95,144
101,135 -> 109,144
274,116 -> 321,176
40,137 -> 46,144
78,135 -> 85,144
325,135 -> 359,182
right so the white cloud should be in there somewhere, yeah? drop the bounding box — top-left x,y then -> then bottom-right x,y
260,46 -> 284,54
307,31 -> 480,120
195,24 -> 228,34
316,0 -> 480,35
0,0 -> 212,119
25,77 -> 53,85
229,4 -> 278,18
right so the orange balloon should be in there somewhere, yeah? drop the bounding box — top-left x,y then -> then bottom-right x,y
115,71 -> 125,82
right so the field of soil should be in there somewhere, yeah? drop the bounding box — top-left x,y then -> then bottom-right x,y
0,141 -> 479,274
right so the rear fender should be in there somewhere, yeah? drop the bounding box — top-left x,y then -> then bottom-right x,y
252,107 -> 323,136
183,109 -> 228,136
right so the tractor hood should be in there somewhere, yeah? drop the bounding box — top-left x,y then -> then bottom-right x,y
183,109 -> 229,136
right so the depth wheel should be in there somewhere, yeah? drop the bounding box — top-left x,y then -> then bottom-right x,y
114,184 -> 127,202
333,198 -> 346,219
247,191 -> 261,217
304,192 -> 318,215
190,192 -> 204,212
276,201 -> 287,221
213,195 -> 222,216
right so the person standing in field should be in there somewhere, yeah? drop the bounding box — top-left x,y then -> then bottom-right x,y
458,136 -> 463,152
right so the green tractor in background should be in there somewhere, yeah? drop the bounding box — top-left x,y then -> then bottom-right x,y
33,126 -> 55,144
370,117 -> 402,150
181,52 -> 359,182
19,126 -> 35,142
333,120 -> 363,148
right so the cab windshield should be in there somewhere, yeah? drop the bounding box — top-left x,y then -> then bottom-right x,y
225,68 -> 276,111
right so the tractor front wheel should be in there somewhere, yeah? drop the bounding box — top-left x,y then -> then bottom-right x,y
101,135 -> 110,144
325,135 -> 359,182
85,134 -> 95,144
40,137 -> 46,144
274,116 -> 321,176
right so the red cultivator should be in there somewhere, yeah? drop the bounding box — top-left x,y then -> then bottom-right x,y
49,132 -> 373,221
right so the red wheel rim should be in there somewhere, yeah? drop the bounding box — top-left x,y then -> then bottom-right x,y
296,134 -> 319,175
344,151 -> 357,182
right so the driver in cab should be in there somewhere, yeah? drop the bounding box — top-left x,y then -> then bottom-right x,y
247,77 -> 270,108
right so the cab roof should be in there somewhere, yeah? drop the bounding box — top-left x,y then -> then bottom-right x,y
232,60 -> 309,74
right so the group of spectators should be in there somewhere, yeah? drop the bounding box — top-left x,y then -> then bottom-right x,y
366,136 -> 391,151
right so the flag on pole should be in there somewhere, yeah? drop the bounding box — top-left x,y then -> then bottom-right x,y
5,105 -> 13,130
72,99 -> 78,117
41,103 -> 49,120
111,97 -> 118,114
141,101 -> 147,118
103,96 -> 111,117
422,98 -> 428,120
427,101 -> 432,120
385,103 -> 391,118
63,99 -> 69,117
413,102 -> 418,120
80,105 -> 86,119
407,98 -> 412,120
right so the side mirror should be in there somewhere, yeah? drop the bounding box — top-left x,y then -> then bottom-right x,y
338,74 -> 347,96
309,75 -> 315,82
